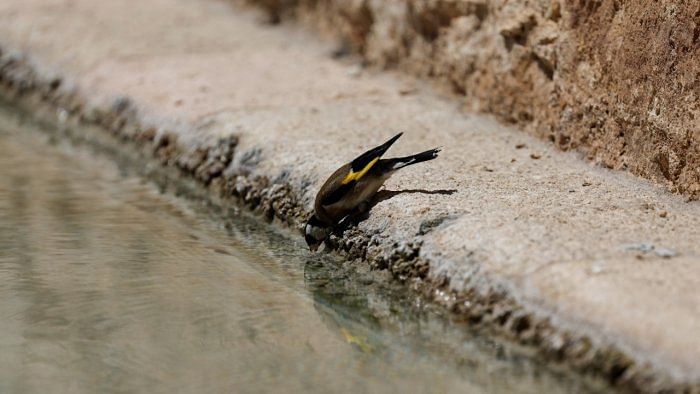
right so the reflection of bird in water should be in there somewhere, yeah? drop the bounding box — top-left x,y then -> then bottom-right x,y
340,327 -> 374,353
305,132 -> 442,251
304,258 -> 382,356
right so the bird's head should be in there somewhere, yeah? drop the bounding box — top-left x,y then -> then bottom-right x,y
304,215 -> 330,251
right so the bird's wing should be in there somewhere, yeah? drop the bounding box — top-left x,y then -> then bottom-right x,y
340,132 -> 403,185
320,181 -> 355,206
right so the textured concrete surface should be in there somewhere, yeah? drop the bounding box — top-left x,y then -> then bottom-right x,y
243,0 -> 700,200
1,0 -> 699,391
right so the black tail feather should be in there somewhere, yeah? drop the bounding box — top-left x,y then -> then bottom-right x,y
384,147 -> 441,170
350,132 -> 403,171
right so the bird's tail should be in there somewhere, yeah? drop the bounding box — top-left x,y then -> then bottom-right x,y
385,147 -> 441,170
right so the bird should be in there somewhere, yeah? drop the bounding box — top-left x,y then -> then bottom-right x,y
304,132 -> 440,251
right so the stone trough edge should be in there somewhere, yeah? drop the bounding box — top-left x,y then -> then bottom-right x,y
0,47 -> 696,393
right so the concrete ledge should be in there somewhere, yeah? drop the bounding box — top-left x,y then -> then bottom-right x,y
1,0 -> 699,391
241,0 -> 700,200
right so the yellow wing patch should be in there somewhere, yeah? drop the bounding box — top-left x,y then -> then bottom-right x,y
341,157 -> 379,185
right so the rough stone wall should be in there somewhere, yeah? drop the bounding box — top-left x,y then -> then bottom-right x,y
245,0 -> 700,199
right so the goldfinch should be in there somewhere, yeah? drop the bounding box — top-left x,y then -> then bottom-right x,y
305,132 -> 440,251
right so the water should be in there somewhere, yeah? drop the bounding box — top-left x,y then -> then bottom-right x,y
0,106 -> 603,393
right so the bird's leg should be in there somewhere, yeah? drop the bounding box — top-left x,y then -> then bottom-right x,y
336,200 -> 372,230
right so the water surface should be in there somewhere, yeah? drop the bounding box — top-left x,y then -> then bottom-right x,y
0,108 -> 603,393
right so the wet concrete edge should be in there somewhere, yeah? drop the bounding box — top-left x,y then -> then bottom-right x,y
0,49 -> 696,393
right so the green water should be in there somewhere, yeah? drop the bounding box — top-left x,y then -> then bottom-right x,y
0,107 -> 604,393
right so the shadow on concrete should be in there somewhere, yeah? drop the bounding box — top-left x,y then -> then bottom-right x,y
332,188 -> 457,236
